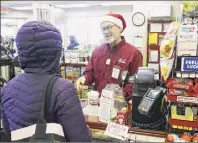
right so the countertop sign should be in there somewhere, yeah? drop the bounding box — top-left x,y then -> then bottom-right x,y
181,57 -> 198,72
178,25 -> 197,42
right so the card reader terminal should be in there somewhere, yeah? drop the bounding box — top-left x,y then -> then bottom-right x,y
138,88 -> 166,117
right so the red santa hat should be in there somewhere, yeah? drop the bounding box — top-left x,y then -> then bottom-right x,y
100,13 -> 127,33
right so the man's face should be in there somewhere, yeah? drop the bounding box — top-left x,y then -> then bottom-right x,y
100,21 -> 121,44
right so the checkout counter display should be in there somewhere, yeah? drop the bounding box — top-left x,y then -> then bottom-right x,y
99,83 -> 128,125
130,67 -> 167,130
83,69 -> 169,142
138,88 -> 166,117
133,67 -> 156,92
166,77 -> 198,142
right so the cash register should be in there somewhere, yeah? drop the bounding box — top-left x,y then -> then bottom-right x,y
126,67 -> 167,130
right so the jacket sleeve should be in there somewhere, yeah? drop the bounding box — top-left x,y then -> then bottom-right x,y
1,87 -> 11,137
83,50 -> 96,85
55,86 -> 92,142
124,50 -> 143,101
1,107 -> 11,137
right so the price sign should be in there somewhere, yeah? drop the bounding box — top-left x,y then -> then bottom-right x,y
99,89 -> 114,123
177,96 -> 198,104
178,25 -> 197,42
105,122 -> 129,140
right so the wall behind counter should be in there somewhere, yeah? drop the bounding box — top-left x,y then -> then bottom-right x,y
60,1 -> 182,66
1,9 -> 34,21
1,1 -> 181,66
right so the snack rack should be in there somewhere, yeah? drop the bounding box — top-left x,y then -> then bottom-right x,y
167,95 -> 198,133
166,56 -> 198,142
166,55 -> 198,135
165,2 -> 198,141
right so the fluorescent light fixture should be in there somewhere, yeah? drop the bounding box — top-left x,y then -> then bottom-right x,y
100,1 -> 133,6
56,4 -> 91,8
11,6 -> 32,10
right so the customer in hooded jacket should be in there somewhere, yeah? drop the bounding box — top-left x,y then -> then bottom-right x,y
1,21 -> 92,142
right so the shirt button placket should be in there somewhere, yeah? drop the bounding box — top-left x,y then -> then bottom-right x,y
108,72 -> 111,82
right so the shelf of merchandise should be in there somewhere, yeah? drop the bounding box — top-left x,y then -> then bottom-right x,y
59,62 -> 87,67
168,118 -> 198,128
167,83 -> 198,132
59,62 -> 87,82
166,6 -> 198,135
0,59 -> 12,66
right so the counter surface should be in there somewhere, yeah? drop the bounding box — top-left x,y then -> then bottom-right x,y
83,105 -> 166,142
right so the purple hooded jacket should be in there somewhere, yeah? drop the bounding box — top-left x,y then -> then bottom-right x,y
1,21 -> 92,142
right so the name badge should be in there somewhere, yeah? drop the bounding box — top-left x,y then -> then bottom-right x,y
111,66 -> 120,79
106,59 -> 111,65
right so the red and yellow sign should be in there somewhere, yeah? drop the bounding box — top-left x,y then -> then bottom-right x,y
1,6 -> 10,14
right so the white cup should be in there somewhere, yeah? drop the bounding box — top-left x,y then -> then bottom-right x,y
88,90 -> 99,106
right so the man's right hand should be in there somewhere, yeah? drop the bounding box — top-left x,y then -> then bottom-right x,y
76,76 -> 86,91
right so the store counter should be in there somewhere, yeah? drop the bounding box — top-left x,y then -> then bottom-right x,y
83,105 -> 166,142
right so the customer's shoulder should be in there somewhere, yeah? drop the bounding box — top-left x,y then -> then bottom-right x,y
52,77 -> 77,102
1,75 -> 19,95
54,77 -> 76,93
3,74 -> 21,87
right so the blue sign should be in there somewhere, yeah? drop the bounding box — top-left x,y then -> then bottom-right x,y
182,57 -> 198,72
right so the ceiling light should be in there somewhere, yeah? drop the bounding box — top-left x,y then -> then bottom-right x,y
56,4 -> 91,8
100,2 -> 133,6
11,6 -> 32,10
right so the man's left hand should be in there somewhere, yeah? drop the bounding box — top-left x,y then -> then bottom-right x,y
123,91 -> 132,101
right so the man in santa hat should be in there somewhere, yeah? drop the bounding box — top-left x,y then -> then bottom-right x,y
76,13 -> 143,101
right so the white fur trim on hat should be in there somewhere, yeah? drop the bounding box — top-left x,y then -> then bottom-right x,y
100,15 -> 123,30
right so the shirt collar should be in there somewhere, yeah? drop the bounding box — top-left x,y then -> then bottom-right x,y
106,36 -> 126,53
